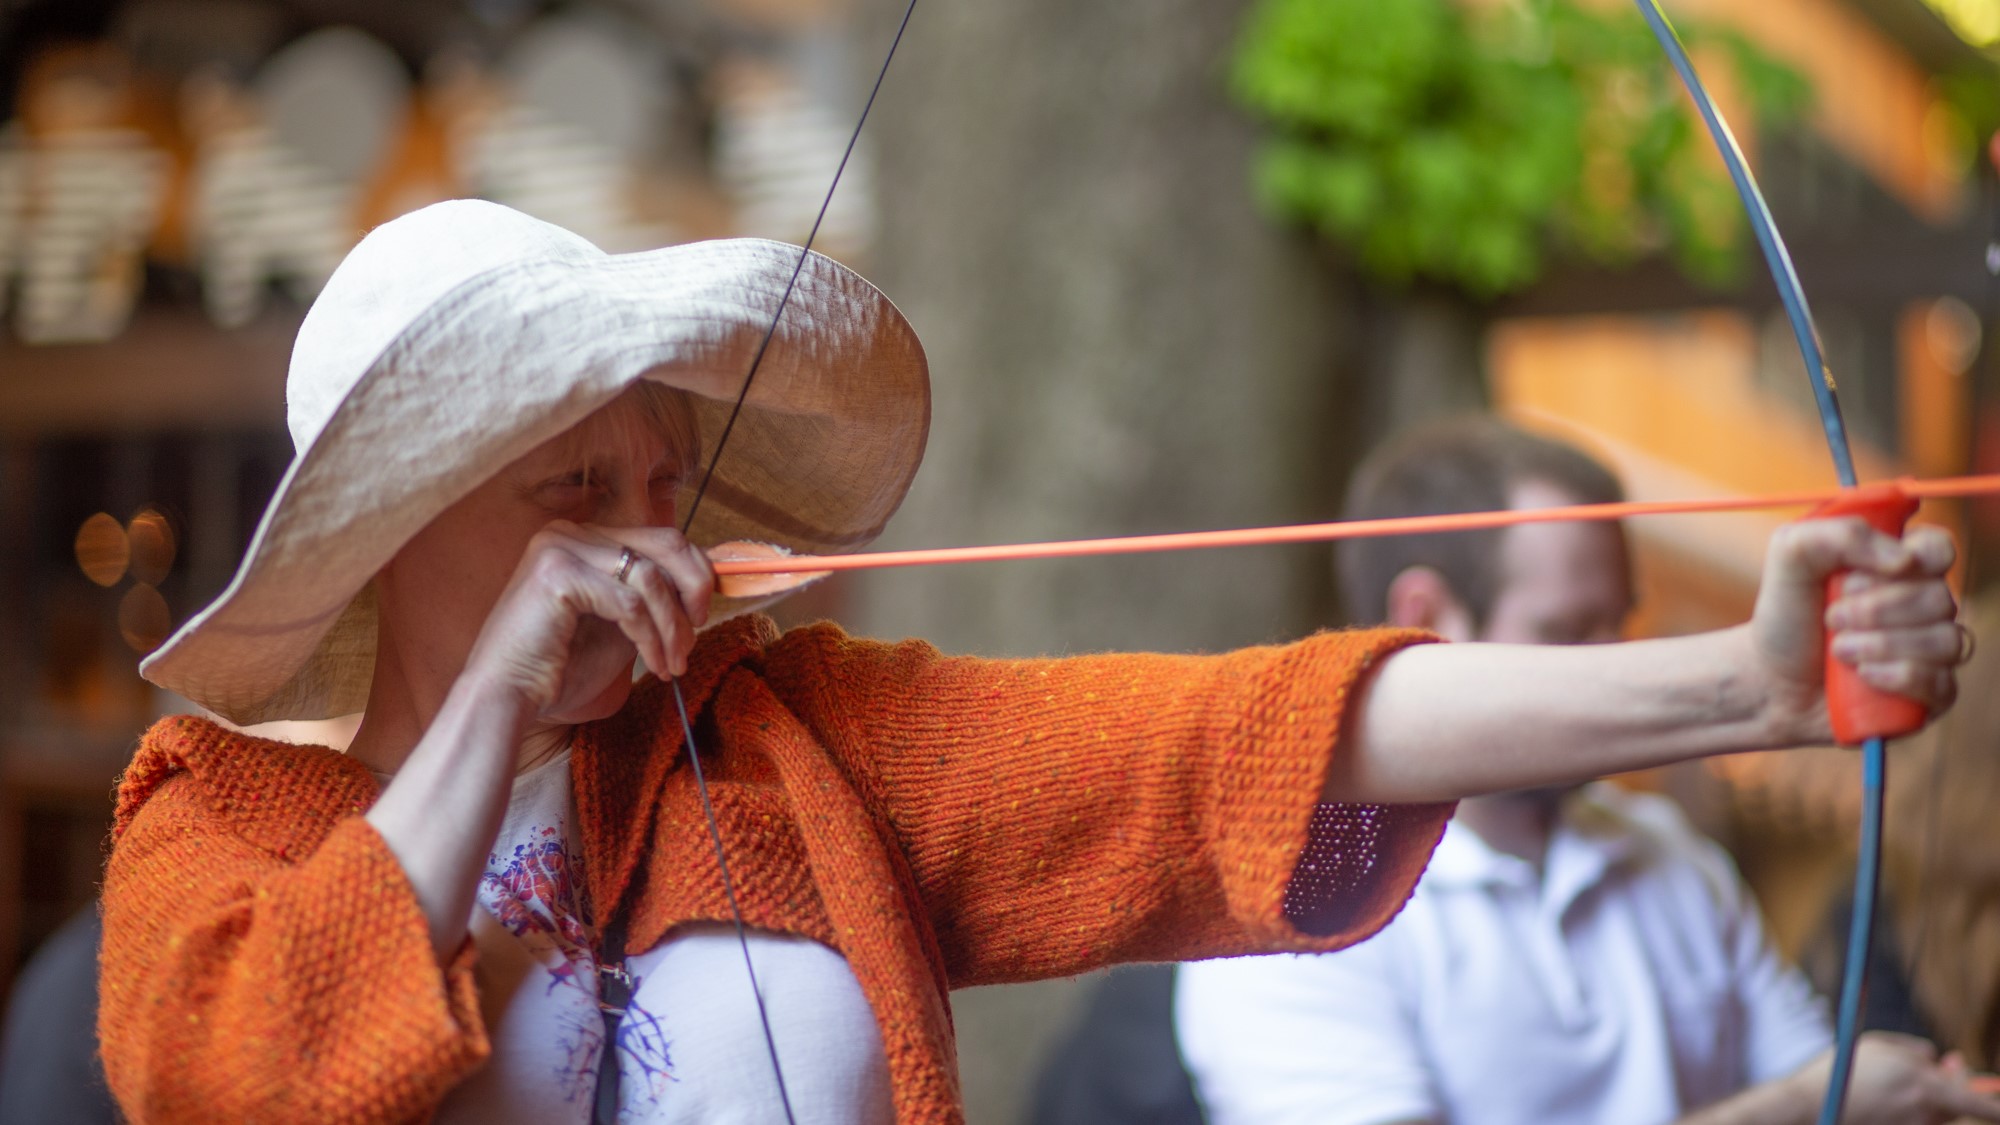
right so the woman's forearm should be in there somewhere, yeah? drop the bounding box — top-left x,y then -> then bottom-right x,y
1671,1074 -> 1816,1125
1327,625 -> 1790,804
365,672 -> 534,959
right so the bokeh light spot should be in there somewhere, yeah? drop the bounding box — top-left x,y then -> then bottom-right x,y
75,512 -> 130,587
1922,0 -> 2000,48
118,583 -> 172,654
127,508 -> 177,586
1927,296 -> 1983,376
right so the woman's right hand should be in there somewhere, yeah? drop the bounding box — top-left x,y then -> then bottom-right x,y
1792,1033 -> 2000,1124
461,520 -> 715,721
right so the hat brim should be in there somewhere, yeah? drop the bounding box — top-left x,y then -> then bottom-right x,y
143,235 -> 928,724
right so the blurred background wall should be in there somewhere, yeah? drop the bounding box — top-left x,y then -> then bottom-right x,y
1,0 -> 1998,1120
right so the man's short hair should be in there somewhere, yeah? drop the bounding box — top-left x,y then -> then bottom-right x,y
1337,417 -> 1625,626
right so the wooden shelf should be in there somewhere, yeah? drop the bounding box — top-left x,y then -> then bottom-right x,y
0,304 -> 296,438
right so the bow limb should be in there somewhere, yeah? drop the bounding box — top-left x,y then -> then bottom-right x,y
1631,5 -> 1907,1122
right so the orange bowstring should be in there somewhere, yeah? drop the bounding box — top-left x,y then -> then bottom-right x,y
710,473 -> 2000,577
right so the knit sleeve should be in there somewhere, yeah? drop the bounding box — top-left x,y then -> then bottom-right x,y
760,624 -> 1454,987
99,775 -> 488,1124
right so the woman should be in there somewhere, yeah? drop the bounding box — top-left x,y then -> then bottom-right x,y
99,201 -> 1968,1125
1881,591 -> 2000,1071
1780,591 -> 2000,1073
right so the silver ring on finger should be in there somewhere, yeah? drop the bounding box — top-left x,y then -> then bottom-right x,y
613,547 -> 638,586
1956,621 -> 1976,665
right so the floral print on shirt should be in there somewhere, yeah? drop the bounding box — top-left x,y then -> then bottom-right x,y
480,823 -> 679,1115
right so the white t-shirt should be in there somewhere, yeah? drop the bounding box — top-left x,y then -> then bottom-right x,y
1175,784 -> 1831,1125
427,750 -> 894,1124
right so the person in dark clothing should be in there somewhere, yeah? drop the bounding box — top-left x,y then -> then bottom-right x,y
1029,966 -> 1206,1125
0,904 -> 121,1125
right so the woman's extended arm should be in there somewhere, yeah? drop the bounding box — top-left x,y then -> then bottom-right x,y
750,517 -> 1960,983
1331,517 -> 1962,804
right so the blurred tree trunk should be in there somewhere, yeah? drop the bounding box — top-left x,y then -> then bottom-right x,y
1350,285 -> 1489,455
843,2 -> 1484,1120
849,0 -> 1354,658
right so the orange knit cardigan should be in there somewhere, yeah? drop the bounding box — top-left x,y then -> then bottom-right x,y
99,616 -> 1451,1124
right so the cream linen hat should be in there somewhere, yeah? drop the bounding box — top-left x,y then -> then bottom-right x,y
142,199 -> 929,724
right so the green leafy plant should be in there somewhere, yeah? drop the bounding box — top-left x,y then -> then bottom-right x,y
1937,65 -> 2000,176
1231,0 -> 1810,296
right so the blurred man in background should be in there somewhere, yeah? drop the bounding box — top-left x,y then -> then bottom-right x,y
1174,417 -> 2000,1125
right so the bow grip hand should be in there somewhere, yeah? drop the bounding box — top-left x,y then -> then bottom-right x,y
1810,483 -> 1927,744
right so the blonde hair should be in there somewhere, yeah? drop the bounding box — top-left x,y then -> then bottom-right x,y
1887,590 -> 2000,1066
547,380 -> 702,485
630,380 -> 702,481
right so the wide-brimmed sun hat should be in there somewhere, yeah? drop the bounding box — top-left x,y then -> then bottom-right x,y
142,199 -> 930,725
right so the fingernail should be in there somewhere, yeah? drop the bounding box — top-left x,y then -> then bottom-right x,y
1831,635 -> 1862,662
1826,604 -> 1851,630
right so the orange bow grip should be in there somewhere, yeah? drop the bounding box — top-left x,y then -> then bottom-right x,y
1810,482 -> 1926,744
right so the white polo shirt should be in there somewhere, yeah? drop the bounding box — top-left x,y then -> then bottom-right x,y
1175,784 -> 1831,1125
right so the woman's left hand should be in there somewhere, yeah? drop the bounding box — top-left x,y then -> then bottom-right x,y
1747,516 -> 1964,745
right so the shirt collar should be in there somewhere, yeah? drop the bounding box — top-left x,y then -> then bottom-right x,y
1422,782 -> 1643,901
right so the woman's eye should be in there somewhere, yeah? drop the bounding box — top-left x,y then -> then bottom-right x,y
537,473 -> 599,507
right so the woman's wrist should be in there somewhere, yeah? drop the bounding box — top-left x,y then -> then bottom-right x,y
1710,624 -> 1787,750
1722,622 -> 1831,752
450,664 -> 541,736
